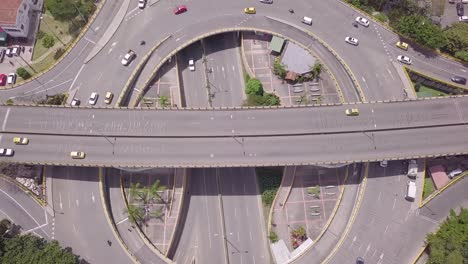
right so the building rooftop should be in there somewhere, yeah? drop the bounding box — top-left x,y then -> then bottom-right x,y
0,0 -> 22,26
281,41 -> 316,75
269,36 -> 285,53
429,165 -> 449,190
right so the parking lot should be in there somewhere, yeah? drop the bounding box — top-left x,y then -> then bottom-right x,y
137,58 -> 180,108
272,165 -> 347,251
242,32 -> 341,106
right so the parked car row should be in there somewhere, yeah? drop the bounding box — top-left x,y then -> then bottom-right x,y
0,73 -> 17,86
70,91 -> 114,106
0,46 -> 24,60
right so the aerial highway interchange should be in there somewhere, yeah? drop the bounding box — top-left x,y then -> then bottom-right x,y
0,0 -> 467,263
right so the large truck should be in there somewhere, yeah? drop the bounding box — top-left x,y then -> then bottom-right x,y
408,160 -> 418,178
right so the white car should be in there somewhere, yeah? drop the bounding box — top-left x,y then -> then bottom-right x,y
397,55 -> 412,65
11,46 -> 20,56
345,36 -> 359,46
71,98 -> 80,106
0,148 -> 14,157
5,48 -> 12,57
379,160 -> 388,168
89,92 -> 98,105
459,16 -> 468,22
121,50 -> 136,66
7,73 -> 16,85
188,59 -> 195,71
355,16 -> 370,27
138,0 -> 146,8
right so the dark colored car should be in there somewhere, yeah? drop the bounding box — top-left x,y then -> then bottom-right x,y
173,5 -> 187,15
356,257 -> 365,264
457,3 -> 464,16
0,74 -> 6,86
451,76 -> 467,85
0,49 -> 5,63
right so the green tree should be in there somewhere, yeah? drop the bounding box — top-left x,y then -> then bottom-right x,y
246,78 -> 264,96
158,96 -> 170,108
269,231 -> 279,243
455,50 -> 468,62
16,67 -> 32,80
396,15 -> 447,49
78,0 -> 96,20
311,63 -> 322,79
125,204 -> 144,225
0,219 -> 11,237
6,99 -> 14,105
45,0 -> 79,21
129,182 -> 147,203
442,23 -> 468,54
263,93 -> 280,106
42,34 -> 55,48
426,208 -> 468,264
148,179 -> 167,204
0,233 -> 78,264
273,60 -> 287,79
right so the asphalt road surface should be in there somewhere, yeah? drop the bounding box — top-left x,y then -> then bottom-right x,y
219,168 -> 270,264
49,166 -> 131,263
1,96 -> 467,137
0,177 -> 49,239
204,33 -> 245,107
1,124 -> 467,167
179,41 -> 209,108
330,164 -> 468,264
173,169 -> 227,264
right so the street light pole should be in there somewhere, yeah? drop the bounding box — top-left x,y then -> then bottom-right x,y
100,132 -> 117,155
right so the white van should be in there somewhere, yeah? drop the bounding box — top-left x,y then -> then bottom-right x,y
302,16 -> 312,25
406,181 -> 416,202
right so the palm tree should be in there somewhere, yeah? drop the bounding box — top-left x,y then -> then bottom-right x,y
149,208 -> 164,220
129,182 -> 148,203
148,180 -> 167,204
125,204 -> 144,225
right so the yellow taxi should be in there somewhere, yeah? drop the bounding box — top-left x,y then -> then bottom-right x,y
13,137 -> 29,145
244,7 -> 256,14
104,92 -> 114,104
345,108 -> 359,116
396,41 -> 409,50
70,151 -> 86,159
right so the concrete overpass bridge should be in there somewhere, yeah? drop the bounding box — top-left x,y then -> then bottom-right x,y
0,96 -> 467,167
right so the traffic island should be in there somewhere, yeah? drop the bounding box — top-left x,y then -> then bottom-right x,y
120,168 -> 183,255
270,165 -> 348,261
241,32 -> 341,106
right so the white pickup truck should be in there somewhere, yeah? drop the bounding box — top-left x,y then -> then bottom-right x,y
407,160 -> 418,178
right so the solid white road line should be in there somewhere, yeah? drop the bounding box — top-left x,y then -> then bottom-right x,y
69,64 -> 86,92
0,188 -> 43,229
1,108 -> 10,131
116,217 -> 128,225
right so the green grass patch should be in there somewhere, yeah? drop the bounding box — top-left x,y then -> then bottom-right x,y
431,0 -> 445,16
306,185 -> 321,197
423,176 -> 436,200
415,83 -> 448,98
256,167 -> 283,208
32,11 -> 71,61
